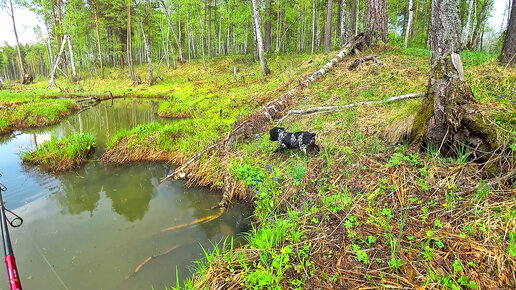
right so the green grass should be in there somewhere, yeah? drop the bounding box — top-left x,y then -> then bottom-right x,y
22,133 -> 95,172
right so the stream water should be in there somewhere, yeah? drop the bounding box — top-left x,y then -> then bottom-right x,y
0,99 -> 252,289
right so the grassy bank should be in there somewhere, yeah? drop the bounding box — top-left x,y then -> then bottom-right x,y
22,133 -> 95,172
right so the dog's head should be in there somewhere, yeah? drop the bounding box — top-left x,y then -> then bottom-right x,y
269,127 -> 285,141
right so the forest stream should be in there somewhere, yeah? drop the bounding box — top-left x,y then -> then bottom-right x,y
0,98 -> 252,289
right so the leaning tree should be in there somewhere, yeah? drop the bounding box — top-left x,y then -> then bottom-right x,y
410,0 -> 496,156
499,0 -> 515,66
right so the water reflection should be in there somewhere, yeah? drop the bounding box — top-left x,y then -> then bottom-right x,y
0,99 -> 252,289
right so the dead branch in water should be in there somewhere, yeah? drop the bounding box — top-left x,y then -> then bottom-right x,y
277,92 -> 425,125
124,245 -> 181,280
348,55 -> 383,70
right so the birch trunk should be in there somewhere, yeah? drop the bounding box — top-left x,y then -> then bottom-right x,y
139,10 -> 153,84
340,0 -> 347,44
468,0 -> 492,49
461,0 -> 474,48
251,0 -> 271,76
48,35 -> 68,88
66,35 -> 77,82
265,0 -> 272,52
404,0 -> 414,47
324,0 -> 334,53
159,0 -> 185,63
411,0 -> 495,156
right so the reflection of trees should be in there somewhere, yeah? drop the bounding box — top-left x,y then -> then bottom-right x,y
102,165 -> 158,222
54,165 -> 101,216
54,164 -> 158,222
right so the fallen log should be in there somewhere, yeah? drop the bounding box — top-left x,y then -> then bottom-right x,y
161,34 -> 366,183
348,55 -> 383,70
277,92 -> 425,125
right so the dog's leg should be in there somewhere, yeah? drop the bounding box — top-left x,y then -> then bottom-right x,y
300,144 -> 308,155
313,144 -> 320,155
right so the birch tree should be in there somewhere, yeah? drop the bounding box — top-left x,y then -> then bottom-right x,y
159,0 -> 185,63
461,0 -> 474,48
92,0 -> 104,79
411,0 -> 495,155
404,0 -> 414,47
251,0 -> 270,76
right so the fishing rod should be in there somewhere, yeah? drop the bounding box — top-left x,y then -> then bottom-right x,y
0,174 -> 23,290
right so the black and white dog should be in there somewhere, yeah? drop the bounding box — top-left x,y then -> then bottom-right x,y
269,127 -> 320,155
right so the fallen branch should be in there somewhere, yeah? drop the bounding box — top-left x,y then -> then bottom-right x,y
348,55 -> 383,70
277,92 -> 425,125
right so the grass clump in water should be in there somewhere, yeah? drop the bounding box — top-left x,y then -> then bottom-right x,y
22,133 -> 95,172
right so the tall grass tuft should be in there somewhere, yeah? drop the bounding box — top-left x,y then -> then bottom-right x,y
22,133 -> 95,172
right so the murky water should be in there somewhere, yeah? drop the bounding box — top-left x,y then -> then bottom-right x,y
0,99 -> 251,289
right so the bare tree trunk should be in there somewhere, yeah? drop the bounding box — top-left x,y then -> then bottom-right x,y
340,0 -> 347,44
127,1 -> 136,81
411,0 -> 494,155
140,2 -> 153,85
8,0 -> 30,84
468,0 -> 492,50
251,0 -> 271,76
364,0 -> 388,45
499,0 -> 516,66
404,0 -> 414,47
93,0 -> 104,79
324,0 -> 333,53
265,0 -> 272,52
48,35 -> 68,88
461,0 -> 474,48
159,0 -> 185,63
197,5 -> 207,71
312,0 -> 316,53
66,35 -> 77,82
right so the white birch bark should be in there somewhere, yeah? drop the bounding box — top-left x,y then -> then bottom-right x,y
404,0 -> 414,47
251,0 -> 270,76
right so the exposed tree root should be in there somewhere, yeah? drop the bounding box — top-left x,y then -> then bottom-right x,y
347,54 -> 383,70
276,92 -> 424,125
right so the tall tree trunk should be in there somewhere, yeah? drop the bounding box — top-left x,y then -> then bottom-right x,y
48,35 -> 68,88
499,0 -> 516,66
354,0 -> 359,34
411,0 -> 494,155
468,0 -> 492,50
197,5 -> 207,71
340,0 -> 347,44
159,0 -> 185,63
93,0 -> 104,79
8,0 -> 30,84
324,0 -> 333,53
127,1 -> 136,81
404,0 -> 414,47
461,0 -> 474,48
364,0 -> 388,45
312,0 -> 316,53
66,35 -> 77,82
208,0 -> 212,57
265,0 -> 272,52
251,0 -> 271,76
140,1 -> 153,84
